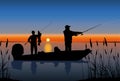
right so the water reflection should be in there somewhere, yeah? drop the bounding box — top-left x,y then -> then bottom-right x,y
11,60 -> 88,75
11,61 -> 23,70
65,62 -> 71,75
31,61 -> 37,74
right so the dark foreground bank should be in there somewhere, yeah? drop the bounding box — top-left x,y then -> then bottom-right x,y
78,78 -> 120,81
0,78 -> 19,81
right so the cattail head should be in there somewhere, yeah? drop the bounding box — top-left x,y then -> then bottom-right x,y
6,38 -> 8,48
104,37 -> 108,46
85,43 -> 87,49
114,42 -> 116,47
89,38 -> 92,48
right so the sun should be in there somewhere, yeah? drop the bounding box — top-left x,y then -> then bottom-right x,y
46,38 -> 50,42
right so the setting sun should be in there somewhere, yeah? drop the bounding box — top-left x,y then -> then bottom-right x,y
46,38 -> 50,42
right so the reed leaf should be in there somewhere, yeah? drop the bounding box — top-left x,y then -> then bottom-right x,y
8,55 -> 10,60
6,38 -> 8,48
6,49 -> 9,55
95,50 -> 98,55
117,53 -> 119,57
110,48 -> 113,54
89,38 -> 92,48
1,50 -> 2,55
103,41 -> 105,46
104,49 -> 107,55
100,54 -> 102,59
113,56 -> 115,60
88,55 -> 90,60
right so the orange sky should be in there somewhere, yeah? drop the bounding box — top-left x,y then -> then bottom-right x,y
0,34 -> 120,43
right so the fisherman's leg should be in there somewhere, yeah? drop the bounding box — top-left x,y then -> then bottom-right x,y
35,45 -> 37,54
69,44 -> 71,51
31,44 -> 33,55
65,44 -> 69,51
65,45 -> 67,51
68,43 -> 71,51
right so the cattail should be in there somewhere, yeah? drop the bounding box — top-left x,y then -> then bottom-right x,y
96,41 -> 98,46
104,37 -> 107,46
114,42 -> 116,47
89,38 -> 92,48
85,43 -> 87,49
6,38 -> 8,48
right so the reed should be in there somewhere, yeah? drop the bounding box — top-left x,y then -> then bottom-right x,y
0,39 -> 10,79
85,37 -> 120,80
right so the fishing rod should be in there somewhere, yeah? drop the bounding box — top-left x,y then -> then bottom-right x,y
40,21 -> 53,32
24,22 -> 52,45
81,24 -> 102,34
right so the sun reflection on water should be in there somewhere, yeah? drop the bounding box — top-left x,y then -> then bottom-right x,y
44,38 -> 52,52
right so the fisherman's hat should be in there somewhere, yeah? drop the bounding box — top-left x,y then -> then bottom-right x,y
65,25 -> 71,28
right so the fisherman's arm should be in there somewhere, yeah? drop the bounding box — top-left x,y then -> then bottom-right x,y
72,31 -> 83,36
28,36 -> 31,42
77,32 -> 83,35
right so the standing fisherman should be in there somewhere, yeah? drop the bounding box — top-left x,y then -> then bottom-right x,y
63,25 -> 83,51
63,24 -> 101,51
28,30 -> 42,55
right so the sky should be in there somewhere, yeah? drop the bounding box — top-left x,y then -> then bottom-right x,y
0,0 -> 120,34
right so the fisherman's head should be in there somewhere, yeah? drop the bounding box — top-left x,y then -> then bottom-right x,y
65,25 -> 70,30
32,30 -> 35,35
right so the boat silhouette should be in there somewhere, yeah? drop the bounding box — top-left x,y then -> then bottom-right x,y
12,44 -> 91,61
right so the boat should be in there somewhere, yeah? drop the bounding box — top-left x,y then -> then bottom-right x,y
12,48 -> 91,61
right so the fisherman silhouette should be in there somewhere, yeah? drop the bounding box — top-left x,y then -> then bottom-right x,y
63,25 -> 83,51
28,30 -> 42,54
